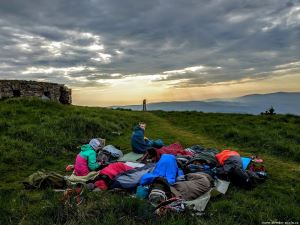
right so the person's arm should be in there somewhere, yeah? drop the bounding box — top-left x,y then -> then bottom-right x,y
132,130 -> 149,148
88,151 -> 100,171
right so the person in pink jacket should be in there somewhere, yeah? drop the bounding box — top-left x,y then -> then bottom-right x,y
74,138 -> 105,176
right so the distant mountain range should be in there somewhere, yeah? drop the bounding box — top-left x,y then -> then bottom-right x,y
113,92 -> 300,115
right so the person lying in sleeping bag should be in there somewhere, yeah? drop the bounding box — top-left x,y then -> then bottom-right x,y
92,162 -> 133,190
131,122 -> 164,154
74,138 -> 105,176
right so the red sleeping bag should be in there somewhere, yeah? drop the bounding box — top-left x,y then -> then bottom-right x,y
95,162 -> 133,190
154,143 -> 194,161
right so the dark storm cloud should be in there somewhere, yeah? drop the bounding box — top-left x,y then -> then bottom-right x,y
0,0 -> 299,88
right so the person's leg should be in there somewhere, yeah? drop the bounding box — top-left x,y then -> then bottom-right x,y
145,139 -> 154,147
152,139 -> 164,148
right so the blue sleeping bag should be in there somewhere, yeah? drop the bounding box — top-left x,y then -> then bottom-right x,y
140,154 -> 183,185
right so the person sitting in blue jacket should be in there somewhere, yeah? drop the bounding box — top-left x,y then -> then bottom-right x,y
131,122 -> 163,154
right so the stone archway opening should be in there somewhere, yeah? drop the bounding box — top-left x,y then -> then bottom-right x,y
43,91 -> 51,99
13,90 -> 21,97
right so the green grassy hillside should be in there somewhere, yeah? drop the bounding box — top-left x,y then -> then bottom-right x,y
0,98 -> 299,225
152,111 -> 300,161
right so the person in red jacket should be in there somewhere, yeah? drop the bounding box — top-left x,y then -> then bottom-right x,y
215,150 -> 240,166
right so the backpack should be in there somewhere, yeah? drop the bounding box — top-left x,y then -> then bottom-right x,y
229,167 -> 266,189
97,145 -> 123,164
23,170 -> 67,189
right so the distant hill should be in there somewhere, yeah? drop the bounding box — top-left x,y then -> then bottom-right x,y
113,92 -> 300,115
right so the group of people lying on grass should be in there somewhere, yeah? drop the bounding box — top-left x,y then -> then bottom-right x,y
63,122 -> 267,212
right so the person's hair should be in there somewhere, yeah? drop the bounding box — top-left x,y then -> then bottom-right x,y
96,138 -> 106,148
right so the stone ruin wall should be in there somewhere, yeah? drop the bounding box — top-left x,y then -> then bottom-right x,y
0,80 -> 72,104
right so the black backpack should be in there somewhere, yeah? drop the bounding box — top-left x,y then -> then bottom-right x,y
229,168 -> 266,189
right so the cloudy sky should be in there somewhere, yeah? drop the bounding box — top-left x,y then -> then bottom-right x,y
0,0 -> 299,106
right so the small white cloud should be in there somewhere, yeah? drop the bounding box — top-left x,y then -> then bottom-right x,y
115,49 -> 124,56
41,41 -> 65,56
91,52 -> 112,63
163,65 -> 222,74
87,44 -> 104,51
275,61 -> 300,69
261,6 -> 300,31
243,68 -> 255,72
21,66 -> 90,75
119,39 -> 137,46
17,43 -> 32,52
64,75 -> 89,82
111,73 -> 122,77
226,13 -> 253,23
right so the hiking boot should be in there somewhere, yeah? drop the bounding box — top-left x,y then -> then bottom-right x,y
74,184 -> 84,205
74,194 -> 84,205
62,184 -> 85,206
62,188 -> 74,205
75,184 -> 84,196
